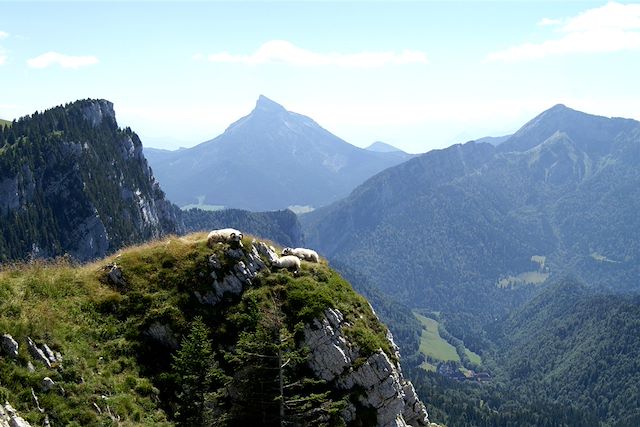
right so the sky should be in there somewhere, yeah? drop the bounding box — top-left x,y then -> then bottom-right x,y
1,1 -> 639,153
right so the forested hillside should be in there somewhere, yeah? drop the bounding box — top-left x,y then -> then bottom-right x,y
487,279 -> 640,426
182,208 -> 304,248
303,105 -> 640,325
0,100 -> 183,262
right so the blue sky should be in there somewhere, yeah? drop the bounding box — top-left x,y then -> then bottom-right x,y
1,1 -> 639,153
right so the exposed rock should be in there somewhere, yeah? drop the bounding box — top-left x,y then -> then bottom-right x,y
254,241 -> 279,264
341,401 -> 357,424
69,212 -> 109,261
26,361 -> 35,373
1,334 -> 19,359
0,402 -> 31,427
0,177 -> 19,215
42,344 -> 60,366
226,248 -> 244,260
303,308 -> 355,381
208,254 -> 222,270
27,337 -> 51,368
196,241 -> 270,306
402,381 -> 429,426
30,388 -> 43,413
303,309 -> 429,427
105,264 -> 126,287
42,377 -> 56,392
144,322 -> 178,349
248,244 -> 267,272
81,99 -> 116,128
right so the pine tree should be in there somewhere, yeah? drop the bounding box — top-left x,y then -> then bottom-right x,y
172,316 -> 225,426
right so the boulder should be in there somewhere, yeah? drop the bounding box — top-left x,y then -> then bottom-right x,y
1,334 -> 18,359
42,377 -> 56,392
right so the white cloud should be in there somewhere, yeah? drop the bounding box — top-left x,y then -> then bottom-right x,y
200,40 -> 428,68
537,18 -> 562,27
0,50 -> 6,65
487,2 -> 640,62
0,31 -> 8,40
27,52 -> 99,69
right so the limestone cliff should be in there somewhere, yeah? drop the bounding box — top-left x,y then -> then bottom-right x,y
0,99 -> 183,262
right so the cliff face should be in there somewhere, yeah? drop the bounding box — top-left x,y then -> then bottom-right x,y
304,308 -> 429,427
0,99 -> 183,262
0,232 -> 430,426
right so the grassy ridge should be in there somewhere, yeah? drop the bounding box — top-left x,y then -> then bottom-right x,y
0,233 -> 393,426
0,119 -> 11,127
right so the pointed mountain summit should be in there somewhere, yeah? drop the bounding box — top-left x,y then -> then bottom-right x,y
145,96 -> 411,211
500,104 -> 638,154
254,94 -> 287,113
366,141 -> 404,153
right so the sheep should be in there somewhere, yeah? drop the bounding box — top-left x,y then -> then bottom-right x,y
282,247 -> 320,263
207,228 -> 243,248
271,255 -> 301,273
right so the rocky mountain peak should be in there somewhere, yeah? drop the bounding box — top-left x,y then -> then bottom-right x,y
79,99 -> 116,128
253,94 -> 287,115
366,141 -> 405,153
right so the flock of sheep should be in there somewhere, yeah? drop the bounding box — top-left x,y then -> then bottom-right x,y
206,227 -> 319,274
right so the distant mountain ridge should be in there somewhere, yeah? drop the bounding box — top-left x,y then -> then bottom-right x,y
303,104 -> 640,315
0,99 -> 183,262
145,96 -> 412,211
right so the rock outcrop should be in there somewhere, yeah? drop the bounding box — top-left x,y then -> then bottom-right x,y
192,237 -> 431,426
194,241 -> 267,306
1,334 -> 18,359
0,402 -> 31,427
304,308 -> 429,427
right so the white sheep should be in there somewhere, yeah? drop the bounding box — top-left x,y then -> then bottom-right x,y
271,255 -> 301,273
207,228 -> 243,248
282,247 -> 320,263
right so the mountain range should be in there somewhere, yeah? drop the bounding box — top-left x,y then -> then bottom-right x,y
144,96 -> 413,211
3,96 -> 640,426
300,104 -> 640,424
303,104 -> 640,311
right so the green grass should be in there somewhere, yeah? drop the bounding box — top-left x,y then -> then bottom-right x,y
414,312 -> 459,362
465,348 -> 482,366
497,270 -> 549,288
420,361 -> 436,372
0,232 -> 394,425
0,119 -> 11,127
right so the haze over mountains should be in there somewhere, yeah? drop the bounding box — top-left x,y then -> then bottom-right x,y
303,104 -> 640,315
144,96 -> 413,211
2,96 -> 640,426
300,104 -> 640,425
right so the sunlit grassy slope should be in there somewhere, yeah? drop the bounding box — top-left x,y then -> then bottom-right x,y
414,312 -> 481,370
0,233 -> 392,426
